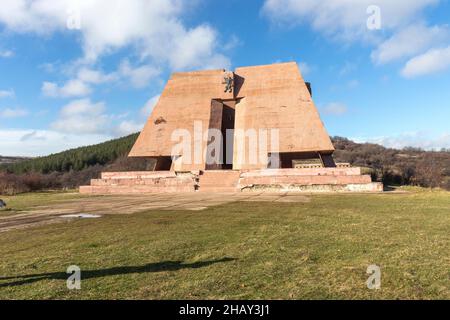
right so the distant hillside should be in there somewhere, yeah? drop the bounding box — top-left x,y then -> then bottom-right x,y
0,156 -> 32,165
1,133 -> 140,175
331,137 -> 450,189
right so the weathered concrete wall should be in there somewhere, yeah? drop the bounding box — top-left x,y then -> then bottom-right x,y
129,69 -> 234,171
233,62 -> 334,170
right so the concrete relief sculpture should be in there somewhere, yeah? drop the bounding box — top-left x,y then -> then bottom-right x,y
222,72 -> 234,93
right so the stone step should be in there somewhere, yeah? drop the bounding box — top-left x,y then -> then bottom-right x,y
198,171 -> 241,185
91,177 -> 196,187
197,171 -> 241,192
197,186 -> 238,193
240,168 -> 362,177
101,171 -> 178,180
198,171 -> 240,192
239,174 -> 372,187
241,182 -> 383,193
80,184 -> 196,194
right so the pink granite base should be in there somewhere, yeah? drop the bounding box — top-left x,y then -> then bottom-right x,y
80,168 -> 383,194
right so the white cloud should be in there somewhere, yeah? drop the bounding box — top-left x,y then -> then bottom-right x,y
0,1 -> 67,34
167,25 -> 230,70
297,62 -> 312,76
401,46 -> 450,78
0,0 -> 230,71
49,98 -> 144,137
0,89 -> 15,98
141,94 -> 160,117
347,79 -> 360,89
77,67 -> 117,84
223,35 -> 242,51
41,82 -> 58,97
42,79 -> 92,98
51,99 -> 108,134
42,66 -> 117,99
322,102 -> 348,116
354,132 -> 450,150
0,129 -> 113,157
263,0 -> 450,77
372,24 -> 450,64
114,120 -> 144,137
110,94 -> 162,137
0,50 -> 14,58
118,60 -> 160,89
42,62 -> 162,98
0,107 -> 28,118
262,0 -> 439,41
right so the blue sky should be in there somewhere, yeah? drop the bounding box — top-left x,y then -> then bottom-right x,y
1,0 -> 450,156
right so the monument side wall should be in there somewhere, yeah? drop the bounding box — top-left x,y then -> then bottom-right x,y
129,69 -> 234,170
233,62 -> 335,170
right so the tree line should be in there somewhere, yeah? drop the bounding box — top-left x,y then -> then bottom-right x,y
2,133 -> 140,174
332,137 -> 450,190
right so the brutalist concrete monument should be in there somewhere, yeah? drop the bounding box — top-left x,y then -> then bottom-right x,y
81,62 -> 382,194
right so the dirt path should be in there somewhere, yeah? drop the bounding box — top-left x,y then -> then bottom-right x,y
0,192 -> 310,233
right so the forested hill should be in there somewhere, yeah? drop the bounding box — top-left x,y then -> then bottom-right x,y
1,133 -> 139,174
332,137 -> 450,189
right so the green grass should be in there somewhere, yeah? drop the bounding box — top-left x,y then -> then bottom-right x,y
0,191 -> 449,299
0,191 -> 89,215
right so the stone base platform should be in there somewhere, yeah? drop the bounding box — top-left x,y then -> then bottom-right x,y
79,168 -> 383,194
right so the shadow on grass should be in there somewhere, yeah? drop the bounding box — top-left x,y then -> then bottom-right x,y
0,258 -> 236,288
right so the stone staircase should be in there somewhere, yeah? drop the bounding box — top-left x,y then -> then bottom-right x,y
80,168 -> 383,194
197,170 -> 241,193
79,171 -> 198,194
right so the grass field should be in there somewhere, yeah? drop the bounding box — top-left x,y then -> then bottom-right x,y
0,191 -> 88,216
0,190 -> 449,299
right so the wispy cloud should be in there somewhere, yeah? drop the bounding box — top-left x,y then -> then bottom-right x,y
51,99 -> 108,134
372,23 -> 450,64
298,61 -> 312,76
141,94 -> 161,117
262,0 -> 449,78
401,45 -> 450,78
50,98 -> 149,137
0,89 -> 15,98
113,120 -> 144,137
0,107 -> 28,118
0,129 -> 113,157
322,102 -> 348,116
0,50 -> 14,58
42,80 -> 92,98
353,131 -> 450,150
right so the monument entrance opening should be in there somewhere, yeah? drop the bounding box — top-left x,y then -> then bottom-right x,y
206,99 -> 236,170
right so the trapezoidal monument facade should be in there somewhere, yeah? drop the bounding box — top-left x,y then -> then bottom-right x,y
81,62 -> 382,194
